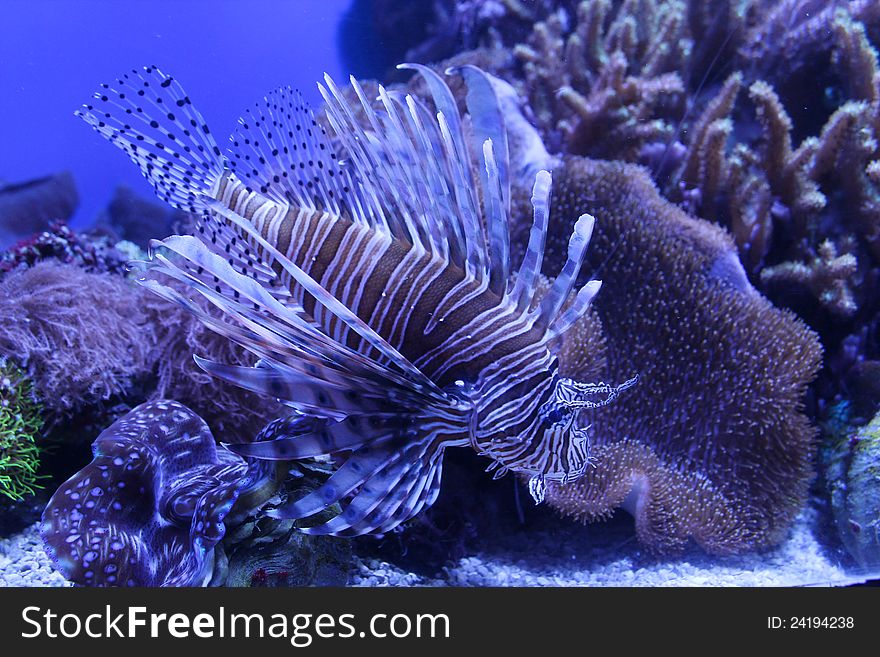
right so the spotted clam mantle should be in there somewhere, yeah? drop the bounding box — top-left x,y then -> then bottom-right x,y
40,400 -> 280,586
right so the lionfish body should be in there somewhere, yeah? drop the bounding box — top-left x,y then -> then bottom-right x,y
78,64 -> 636,536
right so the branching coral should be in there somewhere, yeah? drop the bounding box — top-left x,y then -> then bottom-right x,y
527,157 -> 822,554
739,0 -> 880,98
810,99 -> 880,260
669,75 -> 828,273
512,0 -> 689,157
0,358 -> 43,501
761,239 -> 860,317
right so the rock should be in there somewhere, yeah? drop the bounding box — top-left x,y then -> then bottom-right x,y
823,408 -> 880,569
98,185 -> 188,247
0,172 -> 78,245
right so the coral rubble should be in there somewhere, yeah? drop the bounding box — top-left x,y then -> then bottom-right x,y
0,221 -> 133,276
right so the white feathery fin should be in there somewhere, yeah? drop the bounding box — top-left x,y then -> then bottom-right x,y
547,279 -> 602,341
228,418 -> 461,537
194,357 -> 407,419
396,63 -> 489,277
374,84 -> 435,252
396,62 -> 483,252
319,63 -> 495,278
75,65 -> 224,213
453,64 -> 511,295
453,64 -> 511,219
481,139 -> 510,296
512,170 -> 551,313
534,213 -> 597,331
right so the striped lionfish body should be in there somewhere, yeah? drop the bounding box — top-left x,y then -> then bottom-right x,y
77,64 -> 637,536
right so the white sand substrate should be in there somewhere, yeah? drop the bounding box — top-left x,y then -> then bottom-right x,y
3,507 -> 873,587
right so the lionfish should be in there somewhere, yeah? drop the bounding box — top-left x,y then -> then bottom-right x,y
77,63 -> 636,537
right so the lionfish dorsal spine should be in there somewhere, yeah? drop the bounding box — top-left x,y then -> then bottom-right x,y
534,213 -> 597,332
482,139 -> 511,296
511,169 -> 551,314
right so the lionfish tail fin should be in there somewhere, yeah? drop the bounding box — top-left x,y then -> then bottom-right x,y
75,65 -> 224,212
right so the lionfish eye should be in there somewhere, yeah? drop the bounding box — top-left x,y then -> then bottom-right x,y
541,404 -> 571,426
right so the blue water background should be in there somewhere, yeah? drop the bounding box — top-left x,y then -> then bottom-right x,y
1,0 -> 356,232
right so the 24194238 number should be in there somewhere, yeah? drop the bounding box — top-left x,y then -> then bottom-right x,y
768,617 -> 854,629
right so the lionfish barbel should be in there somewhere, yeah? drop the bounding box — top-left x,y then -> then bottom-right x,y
77,64 -> 637,536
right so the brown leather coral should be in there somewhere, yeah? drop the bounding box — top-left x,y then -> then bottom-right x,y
525,157 -> 823,554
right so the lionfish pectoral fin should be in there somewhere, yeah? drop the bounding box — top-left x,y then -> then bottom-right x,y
299,431 -> 458,537
76,66 -> 225,215
226,413 -> 415,461
511,170 -> 551,313
194,356 -> 393,419
528,474 -> 547,505
230,415 -> 464,537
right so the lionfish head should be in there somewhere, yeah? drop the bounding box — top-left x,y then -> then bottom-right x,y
469,368 -> 640,504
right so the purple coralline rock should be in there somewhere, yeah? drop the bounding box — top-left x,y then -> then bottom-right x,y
0,172 -> 78,246
39,400 -> 273,586
99,185 -> 189,248
0,221 -> 131,275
